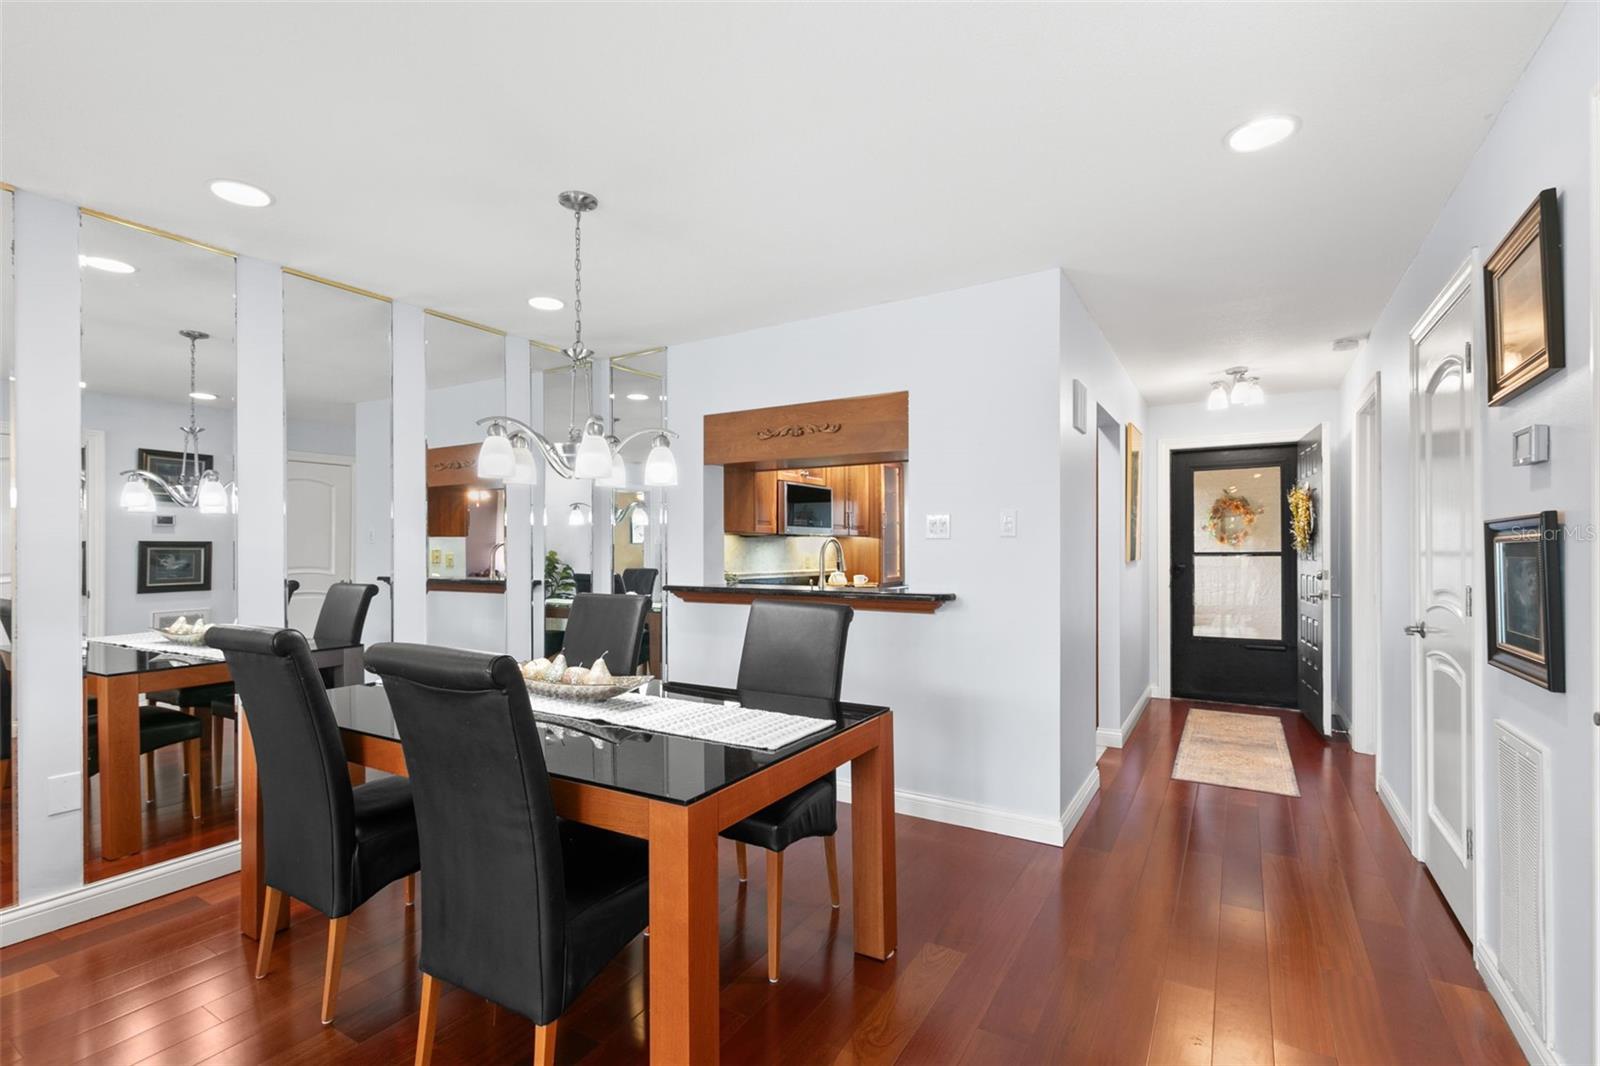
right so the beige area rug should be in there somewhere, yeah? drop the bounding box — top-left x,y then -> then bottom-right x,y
1171,708 -> 1300,796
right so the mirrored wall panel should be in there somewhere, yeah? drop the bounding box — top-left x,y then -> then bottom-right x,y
1,190 -> 15,909
80,214 -> 238,880
424,314 -> 506,652
540,361 -> 592,657
607,352 -> 667,675
284,275 -> 392,647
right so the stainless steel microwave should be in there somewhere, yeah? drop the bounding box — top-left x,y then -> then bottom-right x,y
781,481 -> 833,534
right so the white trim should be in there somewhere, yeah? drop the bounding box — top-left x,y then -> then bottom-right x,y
0,842 -> 240,946
1378,775 -> 1414,851
1478,946 -> 1565,1066
1350,373 -> 1382,760
836,780 -> 1075,847
1095,682 -> 1154,749
1059,763 -> 1102,844
1154,428 -> 1307,699
1588,83 -> 1600,1066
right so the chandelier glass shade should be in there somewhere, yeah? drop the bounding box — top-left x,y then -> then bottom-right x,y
1210,366 -> 1266,410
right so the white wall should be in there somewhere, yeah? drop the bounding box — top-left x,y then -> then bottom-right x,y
1332,6 -> 1596,1060
353,397 -> 392,644
82,392 -> 238,632
667,270 -> 1147,843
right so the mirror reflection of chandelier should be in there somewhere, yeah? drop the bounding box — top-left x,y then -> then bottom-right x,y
474,191 -> 678,487
118,329 -> 237,514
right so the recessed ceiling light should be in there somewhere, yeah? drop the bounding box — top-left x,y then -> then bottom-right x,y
209,179 -> 273,207
79,381 -> 88,389
1225,115 -> 1299,153
189,391 -> 218,401
528,296 -> 564,311
626,392 -> 650,402
78,255 -> 136,274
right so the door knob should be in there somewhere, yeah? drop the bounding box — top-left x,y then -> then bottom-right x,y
1404,621 -> 1429,637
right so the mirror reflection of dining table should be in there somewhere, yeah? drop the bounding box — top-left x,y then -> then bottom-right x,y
82,638 -> 363,860
237,678 -> 897,1065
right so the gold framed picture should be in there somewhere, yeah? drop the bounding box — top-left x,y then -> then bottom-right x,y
1484,188 -> 1564,406
1124,423 -> 1142,561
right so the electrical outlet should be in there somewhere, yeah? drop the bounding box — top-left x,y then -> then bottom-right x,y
1000,509 -> 1018,537
925,514 -> 951,539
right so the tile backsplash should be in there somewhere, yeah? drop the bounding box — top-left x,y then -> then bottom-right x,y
722,534 -> 834,580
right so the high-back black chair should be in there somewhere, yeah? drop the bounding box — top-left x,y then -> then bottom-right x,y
313,581 -> 379,647
722,600 -> 853,983
572,572 -> 592,595
284,578 -> 301,618
205,624 -> 419,1025
620,568 -> 658,597
560,592 -> 650,674
1,599 -> 11,791
365,643 -> 649,1066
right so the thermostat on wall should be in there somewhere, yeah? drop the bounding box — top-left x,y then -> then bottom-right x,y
151,514 -> 177,532
1511,424 -> 1549,466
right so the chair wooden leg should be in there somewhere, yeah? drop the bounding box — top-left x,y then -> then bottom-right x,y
766,849 -> 783,984
415,973 -> 442,1066
534,1020 -> 557,1066
143,752 -> 156,803
184,739 -> 202,818
824,836 -> 841,909
1,758 -> 10,791
735,842 -> 748,882
321,915 -> 349,1024
211,716 -> 225,787
255,887 -> 284,978
404,873 -> 416,906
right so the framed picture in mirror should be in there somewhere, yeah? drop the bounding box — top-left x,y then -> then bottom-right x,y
136,540 -> 212,594
1484,188 -> 1563,406
137,447 -> 214,503
151,607 -> 212,629
1483,511 -> 1564,691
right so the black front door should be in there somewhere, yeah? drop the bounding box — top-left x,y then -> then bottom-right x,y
1171,445 -> 1297,707
1294,426 -> 1326,733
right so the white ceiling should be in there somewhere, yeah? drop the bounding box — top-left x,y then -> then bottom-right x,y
4,2 -> 1562,404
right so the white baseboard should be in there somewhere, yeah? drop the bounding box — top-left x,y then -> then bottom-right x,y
0,841 -> 240,947
1095,683 -> 1155,750
1059,763 -> 1101,844
837,780 -> 1069,846
1377,774 -> 1415,853
1476,946 -> 1562,1066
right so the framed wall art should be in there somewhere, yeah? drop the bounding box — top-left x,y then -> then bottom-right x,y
137,447 -> 215,503
1484,188 -> 1563,406
137,540 -> 213,594
1124,423 -> 1143,561
1483,511 -> 1564,691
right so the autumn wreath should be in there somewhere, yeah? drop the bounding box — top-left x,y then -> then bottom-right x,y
1287,484 -> 1315,554
1204,493 -> 1264,547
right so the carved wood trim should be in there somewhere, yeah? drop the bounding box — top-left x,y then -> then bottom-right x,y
704,392 -> 908,466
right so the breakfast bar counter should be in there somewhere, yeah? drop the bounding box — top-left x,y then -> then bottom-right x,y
666,583 -> 955,614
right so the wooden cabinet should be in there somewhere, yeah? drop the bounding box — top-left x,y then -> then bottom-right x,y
724,462 -> 903,585
427,487 -> 470,537
878,462 -> 904,586
724,467 -> 778,535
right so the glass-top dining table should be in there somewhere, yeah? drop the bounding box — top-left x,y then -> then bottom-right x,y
237,678 -> 898,1066
82,638 -> 363,860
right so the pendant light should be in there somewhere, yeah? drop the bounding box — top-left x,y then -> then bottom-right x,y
118,330 -> 239,510
1210,366 -> 1266,410
473,191 -> 678,483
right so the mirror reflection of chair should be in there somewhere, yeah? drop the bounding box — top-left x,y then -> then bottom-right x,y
205,624 -> 419,1026
84,700 -> 205,818
620,567 -> 657,596
559,592 -> 650,674
723,600 -> 854,983
365,643 -> 649,1066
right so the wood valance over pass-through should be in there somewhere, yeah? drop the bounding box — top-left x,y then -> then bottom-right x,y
704,391 -> 908,467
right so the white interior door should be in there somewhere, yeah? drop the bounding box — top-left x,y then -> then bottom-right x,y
286,456 -> 354,635
1409,274 -> 1476,933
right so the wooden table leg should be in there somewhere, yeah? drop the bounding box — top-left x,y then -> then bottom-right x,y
647,799 -> 720,1065
91,675 -> 142,860
238,707 -> 288,939
849,713 -> 897,960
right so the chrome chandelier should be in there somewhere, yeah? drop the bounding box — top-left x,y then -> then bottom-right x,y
476,191 -> 678,487
1207,365 -> 1265,410
119,329 -> 237,513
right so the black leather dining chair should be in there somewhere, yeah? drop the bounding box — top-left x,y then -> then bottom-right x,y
85,702 -> 205,816
722,600 -> 853,983
1,599 -> 10,792
560,592 -> 650,674
365,643 -> 650,1066
620,567 -> 658,596
205,624 -> 419,1025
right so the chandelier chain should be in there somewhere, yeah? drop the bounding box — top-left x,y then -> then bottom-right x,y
572,206 -> 583,349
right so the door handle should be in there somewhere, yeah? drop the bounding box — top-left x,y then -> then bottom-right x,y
1404,621 -> 1429,637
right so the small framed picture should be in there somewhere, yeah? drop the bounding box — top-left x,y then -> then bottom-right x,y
1484,188 -> 1564,406
1483,511 -> 1564,691
137,540 -> 213,594
1124,423 -> 1143,561
137,448 -> 214,503
151,607 -> 212,630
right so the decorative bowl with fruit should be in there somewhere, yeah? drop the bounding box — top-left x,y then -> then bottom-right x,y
520,654 -> 651,703
159,617 -> 212,646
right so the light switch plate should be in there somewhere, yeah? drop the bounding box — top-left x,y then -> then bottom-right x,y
925,514 -> 951,539
47,772 -> 83,815
1000,509 -> 1018,537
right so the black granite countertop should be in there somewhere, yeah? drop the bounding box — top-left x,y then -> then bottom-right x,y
666,582 -> 955,605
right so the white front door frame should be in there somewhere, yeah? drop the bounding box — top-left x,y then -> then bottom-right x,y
1350,373 -> 1382,760
1154,426 -> 1323,699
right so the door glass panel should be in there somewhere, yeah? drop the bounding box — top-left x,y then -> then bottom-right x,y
1193,555 -> 1281,639
1192,467 -> 1280,551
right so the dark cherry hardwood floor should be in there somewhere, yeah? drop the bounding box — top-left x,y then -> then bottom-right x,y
0,699 -> 1522,1064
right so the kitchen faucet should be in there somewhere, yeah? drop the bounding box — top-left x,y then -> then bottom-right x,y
817,537 -> 846,586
